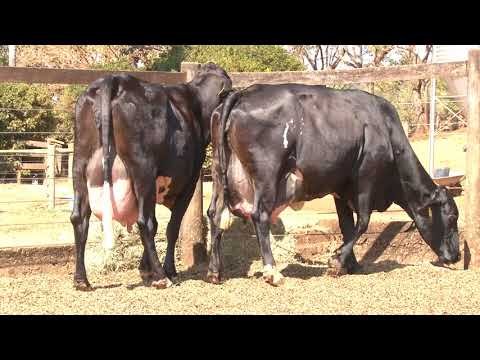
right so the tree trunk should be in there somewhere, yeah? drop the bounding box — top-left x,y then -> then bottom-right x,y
178,62 -> 207,269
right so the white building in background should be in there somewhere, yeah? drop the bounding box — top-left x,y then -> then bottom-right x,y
433,45 -> 480,63
433,45 -> 480,106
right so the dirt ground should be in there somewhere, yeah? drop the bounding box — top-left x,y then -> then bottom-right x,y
1,260 -> 480,315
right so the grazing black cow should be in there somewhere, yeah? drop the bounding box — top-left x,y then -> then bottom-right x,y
207,83 -> 460,286
70,63 -> 232,291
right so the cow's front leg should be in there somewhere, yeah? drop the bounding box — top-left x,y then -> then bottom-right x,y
134,176 -> 171,289
328,187 -> 373,277
70,185 -> 93,291
334,197 -> 362,274
251,190 -> 284,287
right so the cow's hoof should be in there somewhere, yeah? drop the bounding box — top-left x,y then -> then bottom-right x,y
206,271 -> 222,285
139,270 -> 153,285
347,263 -> 363,274
152,278 -> 173,289
74,280 -> 93,292
163,265 -> 178,279
262,265 -> 285,287
327,256 -> 348,277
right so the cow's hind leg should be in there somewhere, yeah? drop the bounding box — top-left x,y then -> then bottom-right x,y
206,195 -> 225,284
328,184 -> 373,277
251,182 -> 284,286
162,179 -> 199,280
138,251 -> 153,285
334,197 -> 362,274
70,174 -> 93,291
133,174 -> 171,289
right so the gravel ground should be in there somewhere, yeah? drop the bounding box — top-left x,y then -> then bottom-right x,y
1,259 -> 480,315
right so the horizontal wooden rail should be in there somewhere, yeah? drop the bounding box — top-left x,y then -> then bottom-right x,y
0,66 -> 186,85
19,163 -> 46,171
230,61 -> 468,87
0,148 -> 72,155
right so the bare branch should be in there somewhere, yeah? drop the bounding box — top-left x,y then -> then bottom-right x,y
319,46 -> 324,70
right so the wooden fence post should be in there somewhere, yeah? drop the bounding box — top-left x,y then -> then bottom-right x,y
47,143 -> 56,209
465,48 -> 480,269
68,142 -> 74,184
178,62 -> 207,268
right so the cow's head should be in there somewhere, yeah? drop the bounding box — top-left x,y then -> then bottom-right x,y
189,62 -> 232,144
417,186 -> 460,265
190,63 -> 232,109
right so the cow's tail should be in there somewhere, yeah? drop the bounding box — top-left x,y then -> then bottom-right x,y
218,90 -> 241,229
97,76 -> 117,250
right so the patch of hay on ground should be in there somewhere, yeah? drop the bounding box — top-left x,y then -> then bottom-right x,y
85,221 -> 169,274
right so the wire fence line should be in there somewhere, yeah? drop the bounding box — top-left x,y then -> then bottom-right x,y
0,93 -> 467,231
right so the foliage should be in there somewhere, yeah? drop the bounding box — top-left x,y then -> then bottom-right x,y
91,57 -> 137,71
203,143 -> 213,173
0,46 -> 7,65
0,83 -> 55,148
53,84 -> 87,144
15,45 -> 172,69
0,83 -> 56,179
185,45 -> 305,72
148,45 -> 189,72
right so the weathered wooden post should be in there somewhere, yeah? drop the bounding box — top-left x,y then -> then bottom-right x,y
47,143 -> 56,209
465,48 -> 480,269
178,62 -> 207,268
68,142 -> 74,184
8,45 -> 16,67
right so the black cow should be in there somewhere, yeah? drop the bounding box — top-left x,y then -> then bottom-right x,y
207,83 -> 460,286
70,63 -> 232,290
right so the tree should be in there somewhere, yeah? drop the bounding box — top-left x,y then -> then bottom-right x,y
0,45 -> 7,65
0,83 -> 55,149
0,83 -> 56,179
397,45 -> 433,134
148,45 -> 189,71
288,45 -> 346,70
288,45 -> 396,70
14,45 -> 173,69
184,45 -> 305,72
53,84 -> 87,144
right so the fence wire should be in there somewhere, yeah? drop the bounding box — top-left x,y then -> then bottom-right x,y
0,93 -> 467,238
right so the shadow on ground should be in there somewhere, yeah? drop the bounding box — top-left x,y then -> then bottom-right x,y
178,216 -> 287,282
176,218 -> 416,283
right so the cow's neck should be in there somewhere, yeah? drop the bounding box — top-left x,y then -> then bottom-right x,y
186,84 -> 219,145
395,145 -> 438,247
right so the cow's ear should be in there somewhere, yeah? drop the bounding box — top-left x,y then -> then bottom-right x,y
417,188 -> 443,212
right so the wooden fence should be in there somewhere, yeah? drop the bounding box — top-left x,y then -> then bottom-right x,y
0,53 -> 479,269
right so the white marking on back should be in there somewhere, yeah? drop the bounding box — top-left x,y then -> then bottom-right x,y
283,123 -> 290,149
